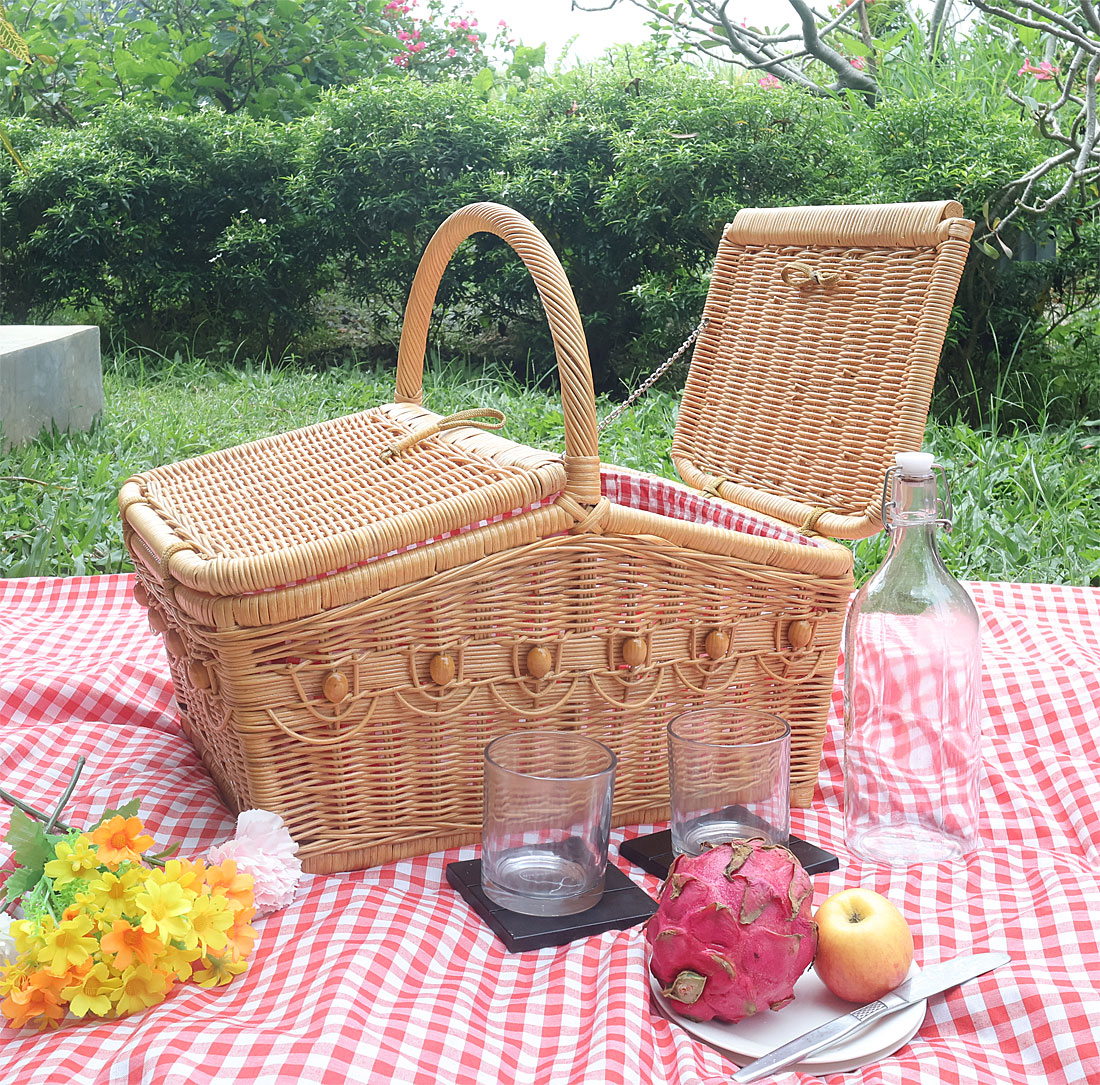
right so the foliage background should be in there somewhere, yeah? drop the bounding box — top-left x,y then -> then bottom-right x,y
1,0 -> 1098,427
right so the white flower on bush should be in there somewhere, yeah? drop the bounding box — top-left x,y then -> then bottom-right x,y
207,810 -> 302,917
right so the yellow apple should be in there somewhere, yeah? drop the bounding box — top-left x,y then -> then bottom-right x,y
813,888 -> 915,1003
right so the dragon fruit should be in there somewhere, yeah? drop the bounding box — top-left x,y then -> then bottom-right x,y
646,839 -> 817,1024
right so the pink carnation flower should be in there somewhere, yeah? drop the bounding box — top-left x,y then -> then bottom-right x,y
207,810 -> 303,917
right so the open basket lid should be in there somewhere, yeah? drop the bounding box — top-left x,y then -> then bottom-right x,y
671,201 -> 974,540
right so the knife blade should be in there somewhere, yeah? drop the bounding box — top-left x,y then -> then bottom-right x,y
729,951 -> 1010,1083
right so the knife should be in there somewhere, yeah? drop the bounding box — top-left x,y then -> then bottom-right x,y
730,951 -> 1010,1083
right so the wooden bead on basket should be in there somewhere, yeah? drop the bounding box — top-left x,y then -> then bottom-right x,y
622,637 -> 648,667
323,671 -> 349,703
704,630 -> 730,659
526,646 -> 553,679
187,660 -> 212,690
788,620 -> 815,649
164,630 -> 186,658
430,653 -> 456,686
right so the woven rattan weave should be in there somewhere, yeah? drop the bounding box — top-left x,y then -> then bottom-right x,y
120,201 -> 972,874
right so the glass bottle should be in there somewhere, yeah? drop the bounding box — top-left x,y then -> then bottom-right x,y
843,451 -> 981,865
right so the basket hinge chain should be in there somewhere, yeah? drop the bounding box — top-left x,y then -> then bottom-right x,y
597,318 -> 708,434
379,408 -> 506,463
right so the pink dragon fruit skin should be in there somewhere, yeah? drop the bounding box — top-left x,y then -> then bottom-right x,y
646,839 -> 818,1024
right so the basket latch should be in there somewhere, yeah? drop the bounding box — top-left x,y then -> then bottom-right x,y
780,261 -> 852,288
379,408 -> 506,463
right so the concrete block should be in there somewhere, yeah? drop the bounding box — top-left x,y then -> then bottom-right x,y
0,325 -> 104,449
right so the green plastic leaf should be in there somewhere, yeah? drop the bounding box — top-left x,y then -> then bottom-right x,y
3,866 -> 41,907
5,808 -> 52,871
90,798 -> 140,829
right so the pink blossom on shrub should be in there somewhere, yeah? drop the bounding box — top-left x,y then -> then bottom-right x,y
758,74 -> 781,88
850,56 -> 866,70
1018,58 -> 1059,80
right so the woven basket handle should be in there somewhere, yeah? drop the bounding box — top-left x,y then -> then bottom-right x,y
395,202 -> 602,505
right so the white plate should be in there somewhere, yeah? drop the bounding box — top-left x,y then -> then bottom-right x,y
650,962 -> 926,1074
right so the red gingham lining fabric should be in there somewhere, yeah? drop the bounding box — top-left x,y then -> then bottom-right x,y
600,467 -> 832,550
248,465 -> 828,595
0,574 -> 1098,1085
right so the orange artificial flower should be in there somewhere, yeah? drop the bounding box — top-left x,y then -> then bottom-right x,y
100,921 -> 163,971
92,816 -> 155,867
226,907 -> 258,960
1,970 -> 66,1030
204,859 -> 254,910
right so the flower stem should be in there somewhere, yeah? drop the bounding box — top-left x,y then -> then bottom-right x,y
0,788 -> 73,833
45,757 -> 85,833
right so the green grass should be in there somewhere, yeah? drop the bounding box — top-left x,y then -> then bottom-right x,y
3,353 -> 1098,585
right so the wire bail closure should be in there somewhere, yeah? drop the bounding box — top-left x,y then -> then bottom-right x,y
881,463 -> 954,532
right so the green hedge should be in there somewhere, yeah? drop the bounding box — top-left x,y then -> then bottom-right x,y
1,108 -> 324,357
3,63 -> 1095,412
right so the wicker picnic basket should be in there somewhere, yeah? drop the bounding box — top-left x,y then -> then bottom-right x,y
119,200 -> 973,874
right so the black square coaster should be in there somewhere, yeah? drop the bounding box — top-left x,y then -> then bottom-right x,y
618,828 -> 839,881
446,859 -> 657,953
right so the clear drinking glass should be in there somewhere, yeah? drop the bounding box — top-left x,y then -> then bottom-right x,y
481,730 -> 617,917
667,709 -> 791,857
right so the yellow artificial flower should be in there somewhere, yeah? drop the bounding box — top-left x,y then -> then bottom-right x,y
0,957 -> 32,998
8,919 -> 38,958
83,867 -> 143,925
91,816 -> 155,868
62,960 -> 119,1018
135,877 -> 195,948
192,952 -> 248,989
156,941 -> 200,983
99,920 -> 163,971
35,914 -> 98,977
43,836 -> 100,887
110,963 -> 169,1017
186,894 -> 233,955
161,858 -> 205,894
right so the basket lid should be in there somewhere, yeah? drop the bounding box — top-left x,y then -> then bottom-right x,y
671,201 -> 974,540
120,402 -> 566,598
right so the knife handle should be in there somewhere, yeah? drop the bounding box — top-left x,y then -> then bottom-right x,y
731,994 -> 905,1083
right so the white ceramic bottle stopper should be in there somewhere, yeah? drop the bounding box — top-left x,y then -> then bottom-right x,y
895,451 -> 935,476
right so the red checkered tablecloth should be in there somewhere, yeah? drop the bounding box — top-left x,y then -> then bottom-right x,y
0,574 -> 1098,1084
